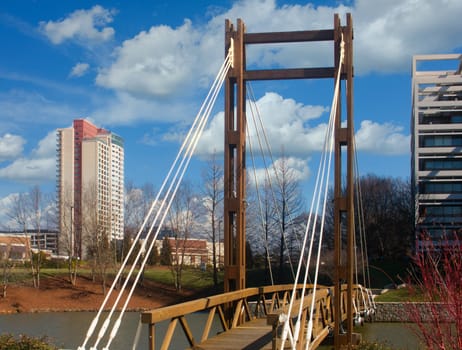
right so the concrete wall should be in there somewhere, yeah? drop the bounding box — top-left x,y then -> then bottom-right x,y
375,302 -> 449,322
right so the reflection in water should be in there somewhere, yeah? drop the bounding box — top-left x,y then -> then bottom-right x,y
0,312 -> 150,349
358,322 -> 422,349
0,312 -> 421,350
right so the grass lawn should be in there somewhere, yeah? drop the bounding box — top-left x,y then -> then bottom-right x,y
375,287 -> 425,302
6,265 -> 223,292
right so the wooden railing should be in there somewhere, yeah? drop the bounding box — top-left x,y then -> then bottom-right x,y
141,284 -> 374,350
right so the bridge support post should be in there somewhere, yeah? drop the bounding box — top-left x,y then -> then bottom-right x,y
223,14 -> 357,348
333,13 -> 357,350
224,19 -> 246,293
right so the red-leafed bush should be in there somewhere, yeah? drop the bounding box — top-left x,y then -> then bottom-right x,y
406,234 -> 462,350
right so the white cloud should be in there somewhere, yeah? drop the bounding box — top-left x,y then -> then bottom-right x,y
195,92 -> 410,159
0,193 -> 20,230
39,5 -> 115,45
0,133 -> 25,162
0,157 -> 55,183
354,0 -> 462,74
249,156 -> 311,188
0,131 -> 56,183
95,0 -> 462,102
355,120 -> 410,155
0,90 -> 80,126
96,20 -> 206,97
32,130 -> 58,158
70,62 -> 90,77
90,92 -> 197,125
196,92 -> 328,157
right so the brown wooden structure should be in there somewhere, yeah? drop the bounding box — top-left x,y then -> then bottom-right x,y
141,283 -> 370,350
142,13 -> 358,349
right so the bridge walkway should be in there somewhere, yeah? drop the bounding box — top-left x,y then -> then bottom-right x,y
141,284 -> 372,350
189,317 -> 272,350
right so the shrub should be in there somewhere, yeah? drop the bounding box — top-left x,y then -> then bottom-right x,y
406,234 -> 462,349
355,340 -> 397,350
0,334 -> 57,350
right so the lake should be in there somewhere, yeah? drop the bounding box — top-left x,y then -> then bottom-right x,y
0,312 -> 421,349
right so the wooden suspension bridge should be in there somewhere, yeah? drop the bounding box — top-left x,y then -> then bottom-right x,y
139,13 -> 376,350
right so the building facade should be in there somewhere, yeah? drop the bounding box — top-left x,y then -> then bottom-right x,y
57,119 -> 124,258
411,54 -> 462,249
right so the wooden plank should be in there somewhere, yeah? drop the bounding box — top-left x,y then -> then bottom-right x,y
244,29 -> 334,44
245,67 -> 336,81
189,318 -> 272,350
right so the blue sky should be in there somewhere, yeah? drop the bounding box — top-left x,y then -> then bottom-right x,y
0,0 -> 461,213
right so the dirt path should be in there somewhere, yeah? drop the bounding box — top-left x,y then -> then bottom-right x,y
0,275 -> 189,314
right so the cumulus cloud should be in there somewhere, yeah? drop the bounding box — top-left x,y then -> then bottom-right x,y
0,90 -> 80,125
0,131 -> 56,183
96,20 -> 206,97
69,62 -> 90,77
355,120 -> 410,155
249,156 -> 311,188
0,133 -> 25,162
0,193 -> 20,230
90,91 -> 197,125
39,5 -> 115,45
196,92 -> 328,157
0,157 -> 55,182
94,0 -> 462,102
354,0 -> 462,74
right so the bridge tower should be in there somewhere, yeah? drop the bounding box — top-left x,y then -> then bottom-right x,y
223,14 -> 355,349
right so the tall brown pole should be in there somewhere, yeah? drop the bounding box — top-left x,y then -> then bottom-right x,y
224,19 -> 246,292
223,18 -> 356,348
333,13 -> 355,349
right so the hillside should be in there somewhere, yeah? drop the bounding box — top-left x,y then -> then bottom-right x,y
0,274 -> 191,314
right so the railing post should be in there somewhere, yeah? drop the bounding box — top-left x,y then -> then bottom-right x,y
148,323 -> 155,350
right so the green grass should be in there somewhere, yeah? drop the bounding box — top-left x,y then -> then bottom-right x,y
375,287 -> 424,302
143,266 -> 223,290
7,264 -> 224,294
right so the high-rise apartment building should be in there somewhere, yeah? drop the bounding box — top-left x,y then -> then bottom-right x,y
411,54 -> 462,250
57,119 -> 124,258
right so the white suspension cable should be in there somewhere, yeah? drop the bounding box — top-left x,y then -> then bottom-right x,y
303,37 -> 345,350
278,35 -> 345,350
246,111 -> 275,285
79,51 -> 232,350
247,83 -> 297,281
80,44 -> 234,350
131,316 -> 143,350
101,54 -> 232,350
354,143 -> 370,288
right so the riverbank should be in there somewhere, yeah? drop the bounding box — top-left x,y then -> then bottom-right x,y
0,274 -> 194,314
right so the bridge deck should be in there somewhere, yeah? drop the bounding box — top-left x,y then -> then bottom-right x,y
189,317 -> 273,350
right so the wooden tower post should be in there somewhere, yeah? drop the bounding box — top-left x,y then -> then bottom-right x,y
333,13 -> 356,349
224,19 -> 247,292
224,17 -> 356,348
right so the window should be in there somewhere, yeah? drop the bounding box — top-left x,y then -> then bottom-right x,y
422,159 -> 462,170
422,181 -> 462,193
421,135 -> 462,147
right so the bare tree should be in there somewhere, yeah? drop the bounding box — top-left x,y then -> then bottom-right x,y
355,175 -> 412,259
324,174 -> 413,260
28,185 -> 45,289
123,181 -> 156,260
58,187 -> 78,285
246,179 -> 275,283
201,153 -> 223,287
272,157 -> 304,281
7,188 -> 47,289
82,182 -> 114,294
167,182 -> 198,292
1,244 -> 14,298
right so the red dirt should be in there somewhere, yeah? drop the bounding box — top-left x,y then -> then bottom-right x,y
0,274 -> 192,314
